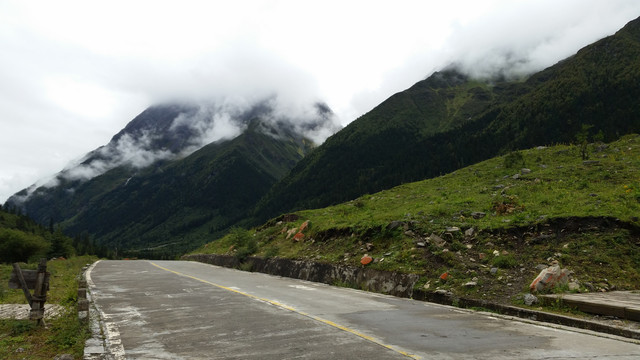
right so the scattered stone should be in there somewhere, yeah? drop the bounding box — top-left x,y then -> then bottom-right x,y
535,264 -> 548,272
512,173 -> 521,180
404,230 -> 415,237
478,253 -> 486,260
521,168 -> 531,174
568,281 -> 580,292
485,242 -> 494,247
493,184 -> 505,190
446,226 -> 461,232
384,252 -> 392,256
583,282 -> 595,292
466,244 -> 473,249
360,255 -> 373,265
299,220 -> 311,232
435,289 -> 452,296
490,267 -> 498,275
501,250 -> 509,255
365,243 -> 374,251
429,234 -> 446,247
464,281 -> 477,287
416,242 -> 426,248
465,227 -> 475,237
387,221 -> 403,230
536,146 -> 547,150
471,212 -> 486,219
54,355 -> 74,360
530,234 -> 553,244
423,282 -> 431,289
15,348 -> 24,353
492,250 -> 500,257
524,293 -> 538,306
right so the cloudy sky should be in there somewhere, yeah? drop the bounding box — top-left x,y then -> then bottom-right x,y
1,0 -> 639,203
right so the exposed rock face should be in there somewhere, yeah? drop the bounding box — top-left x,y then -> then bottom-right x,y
183,254 -> 420,297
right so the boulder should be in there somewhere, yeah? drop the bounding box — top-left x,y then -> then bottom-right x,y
529,265 -> 570,292
523,293 -> 538,306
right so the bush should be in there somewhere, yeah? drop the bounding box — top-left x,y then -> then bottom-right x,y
0,228 -> 50,263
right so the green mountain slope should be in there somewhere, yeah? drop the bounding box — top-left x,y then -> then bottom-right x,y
196,134 -> 640,303
255,16 -> 640,220
59,121 -> 313,257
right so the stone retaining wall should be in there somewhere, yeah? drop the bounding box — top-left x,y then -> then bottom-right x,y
182,254 -> 420,298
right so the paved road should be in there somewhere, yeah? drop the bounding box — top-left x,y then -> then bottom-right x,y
87,260 -> 640,359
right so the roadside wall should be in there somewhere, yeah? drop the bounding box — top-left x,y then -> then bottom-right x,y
182,254 -> 420,298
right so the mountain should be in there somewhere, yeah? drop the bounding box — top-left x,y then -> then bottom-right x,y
6,100 -> 337,257
254,16 -> 640,219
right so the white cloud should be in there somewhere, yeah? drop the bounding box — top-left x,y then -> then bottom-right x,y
1,0 -> 640,203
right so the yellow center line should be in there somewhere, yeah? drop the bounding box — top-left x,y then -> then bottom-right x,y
149,261 -> 420,359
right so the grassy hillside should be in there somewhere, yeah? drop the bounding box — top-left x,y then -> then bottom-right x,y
255,16 -> 640,220
194,135 -> 640,304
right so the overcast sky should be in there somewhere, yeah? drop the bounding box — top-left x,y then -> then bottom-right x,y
1,0 -> 640,204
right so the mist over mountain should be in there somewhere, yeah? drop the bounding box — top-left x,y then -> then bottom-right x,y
5,15 -> 640,258
5,98 -> 338,255
254,15 -> 640,220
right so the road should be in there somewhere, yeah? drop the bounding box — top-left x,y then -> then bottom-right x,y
87,260 -> 640,359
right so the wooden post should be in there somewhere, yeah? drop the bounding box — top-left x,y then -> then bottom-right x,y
12,263 -> 33,306
30,258 -> 48,325
8,259 -> 50,326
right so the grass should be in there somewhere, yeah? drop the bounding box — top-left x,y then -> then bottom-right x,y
192,135 -> 640,306
0,255 -> 97,359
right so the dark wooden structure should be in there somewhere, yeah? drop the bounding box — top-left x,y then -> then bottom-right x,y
8,258 -> 50,325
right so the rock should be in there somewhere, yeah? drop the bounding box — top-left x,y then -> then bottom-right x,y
465,227 -> 475,237
521,168 -> 531,174
471,212 -> 486,219
535,264 -> 548,271
404,230 -> 415,236
446,226 -> 461,232
530,265 -> 570,292
493,184 -> 505,190
536,146 -> 547,150
490,267 -> 498,275
365,243 -> 374,251
360,255 -> 373,265
530,234 -> 553,244
429,234 -> 446,247
568,281 -> 580,291
299,220 -> 311,232
384,252 -> 392,256
387,221 -> 403,230
464,281 -> 477,287
523,293 -> 538,306
583,282 -> 595,292
435,289 -> 453,297
512,173 -> 521,180
492,250 -> 500,257
466,244 -> 473,249
416,242 -> 426,248
54,355 -> 74,360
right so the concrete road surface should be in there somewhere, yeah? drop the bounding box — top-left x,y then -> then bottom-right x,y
87,260 -> 640,359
